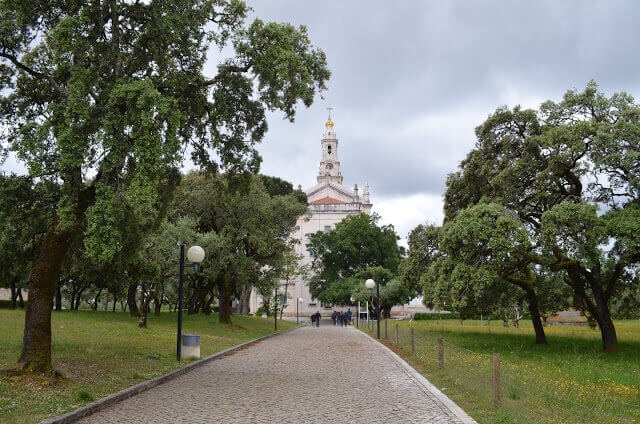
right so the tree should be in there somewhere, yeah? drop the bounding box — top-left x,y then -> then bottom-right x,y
170,172 -> 307,324
444,82 -> 640,352
351,267 -> 415,318
307,213 -> 404,305
0,175 -> 58,309
0,0 -> 329,372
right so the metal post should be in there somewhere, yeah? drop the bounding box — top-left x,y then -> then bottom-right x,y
376,281 -> 381,339
438,338 -> 444,368
357,301 -> 360,328
411,327 -> 415,354
274,285 -> 277,331
177,245 -> 185,361
296,300 -> 299,324
493,354 -> 501,407
384,319 -> 388,340
395,323 -> 399,344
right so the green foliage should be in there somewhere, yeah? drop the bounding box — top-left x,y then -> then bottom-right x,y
307,213 -> 405,306
432,81 -> 640,350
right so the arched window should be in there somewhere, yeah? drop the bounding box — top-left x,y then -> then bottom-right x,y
327,145 -> 332,155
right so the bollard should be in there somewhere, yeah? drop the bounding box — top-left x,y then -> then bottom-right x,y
438,338 -> 444,369
395,323 -> 399,344
493,354 -> 501,407
385,320 -> 388,340
411,327 -> 415,354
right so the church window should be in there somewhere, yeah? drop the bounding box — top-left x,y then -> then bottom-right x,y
327,145 -> 332,155
324,226 -> 331,233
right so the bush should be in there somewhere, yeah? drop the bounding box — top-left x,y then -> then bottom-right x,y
413,312 -> 460,320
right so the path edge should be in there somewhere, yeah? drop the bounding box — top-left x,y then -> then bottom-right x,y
358,328 -> 478,424
40,325 -> 301,424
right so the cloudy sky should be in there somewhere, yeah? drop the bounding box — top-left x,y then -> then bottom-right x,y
3,1 -> 640,245
236,0 -> 640,245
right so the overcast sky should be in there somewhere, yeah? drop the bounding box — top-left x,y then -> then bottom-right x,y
3,1 -> 640,245
239,0 -> 640,245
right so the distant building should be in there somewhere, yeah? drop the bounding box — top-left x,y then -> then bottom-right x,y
250,115 -> 372,317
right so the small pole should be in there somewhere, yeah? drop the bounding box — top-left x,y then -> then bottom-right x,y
357,301 -> 360,328
376,282 -> 381,340
296,300 -> 299,324
411,327 -> 415,354
438,338 -> 444,369
493,354 -> 501,407
177,245 -> 185,361
384,319 -> 388,340
395,323 -> 399,344
274,285 -> 277,332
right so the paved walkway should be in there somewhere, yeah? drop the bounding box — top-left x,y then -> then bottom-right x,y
79,324 -> 474,423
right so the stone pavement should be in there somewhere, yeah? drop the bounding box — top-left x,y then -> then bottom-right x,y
79,324 -> 474,423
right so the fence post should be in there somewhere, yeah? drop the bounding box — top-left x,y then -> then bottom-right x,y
411,327 -> 415,354
395,323 -> 399,344
438,338 -> 444,368
385,319 -> 388,340
493,353 -> 501,407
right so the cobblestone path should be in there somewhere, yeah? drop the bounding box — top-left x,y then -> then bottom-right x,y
79,324 -> 474,423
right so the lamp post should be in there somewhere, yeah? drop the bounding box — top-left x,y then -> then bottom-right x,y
296,297 -> 303,324
177,245 -> 205,361
350,296 -> 358,328
365,278 -> 380,339
274,286 -> 285,331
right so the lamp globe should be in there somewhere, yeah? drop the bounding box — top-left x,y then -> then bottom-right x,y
186,246 -> 205,263
365,279 -> 376,290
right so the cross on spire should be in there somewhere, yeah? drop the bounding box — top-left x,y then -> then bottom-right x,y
326,106 -> 333,119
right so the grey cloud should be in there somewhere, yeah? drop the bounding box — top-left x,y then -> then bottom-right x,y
245,0 -> 640,198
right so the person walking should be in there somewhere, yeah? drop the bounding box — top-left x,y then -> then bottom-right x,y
340,311 -> 346,327
332,310 -> 338,326
315,311 -> 321,327
310,312 -> 316,327
346,308 -> 352,325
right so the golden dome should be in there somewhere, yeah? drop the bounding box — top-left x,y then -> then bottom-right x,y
325,118 -> 334,128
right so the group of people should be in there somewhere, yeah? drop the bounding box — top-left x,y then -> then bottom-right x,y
307,309 -> 353,327
331,309 -> 352,327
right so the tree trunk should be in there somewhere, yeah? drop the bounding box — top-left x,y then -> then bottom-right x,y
127,282 -> 140,317
91,288 -> 103,311
112,291 -> 117,312
9,282 -> 17,309
18,219 -> 75,373
237,285 -> 251,315
17,288 -> 24,308
138,294 -> 153,328
153,294 -> 161,316
55,282 -> 62,311
216,274 -> 233,324
524,287 -> 547,344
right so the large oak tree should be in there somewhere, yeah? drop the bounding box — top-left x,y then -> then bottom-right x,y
0,0 -> 329,372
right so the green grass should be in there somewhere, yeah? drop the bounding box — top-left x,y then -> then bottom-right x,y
0,309 -> 296,424
362,319 -> 640,424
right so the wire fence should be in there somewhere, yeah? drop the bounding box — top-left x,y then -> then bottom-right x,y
358,319 -> 640,424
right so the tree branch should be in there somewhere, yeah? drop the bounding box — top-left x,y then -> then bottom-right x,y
0,50 -> 65,96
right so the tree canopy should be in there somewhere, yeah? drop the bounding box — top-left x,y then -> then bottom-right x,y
439,81 -> 640,352
0,0 -> 329,372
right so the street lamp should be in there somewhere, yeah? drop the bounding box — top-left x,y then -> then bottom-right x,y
274,286 -> 285,331
365,278 -> 380,339
296,297 -> 303,324
177,245 -> 205,361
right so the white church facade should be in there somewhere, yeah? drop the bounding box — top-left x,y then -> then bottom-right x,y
249,115 -> 372,317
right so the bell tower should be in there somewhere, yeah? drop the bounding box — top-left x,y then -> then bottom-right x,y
317,109 -> 343,184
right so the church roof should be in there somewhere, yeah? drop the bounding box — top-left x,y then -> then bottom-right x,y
309,196 -> 346,205
306,180 -> 355,199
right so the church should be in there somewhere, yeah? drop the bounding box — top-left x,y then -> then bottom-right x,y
250,114 -> 372,317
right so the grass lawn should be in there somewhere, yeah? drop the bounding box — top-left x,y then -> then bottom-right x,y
0,309 -> 297,424
362,319 -> 640,424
